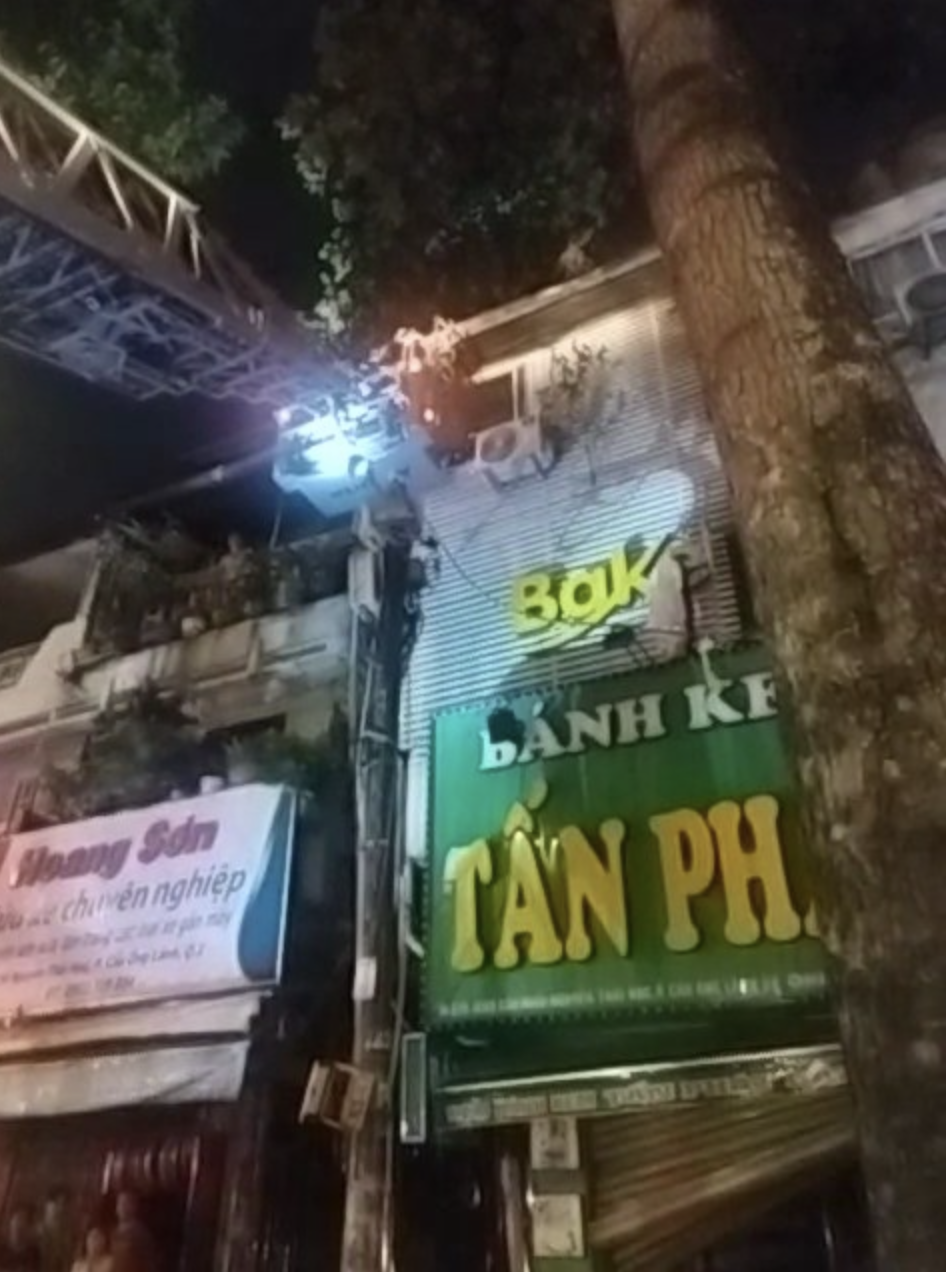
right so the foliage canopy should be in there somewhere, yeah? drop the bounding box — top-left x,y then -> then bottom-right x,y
279,0 -> 634,338
3,0 -> 946,342
0,0 -> 243,186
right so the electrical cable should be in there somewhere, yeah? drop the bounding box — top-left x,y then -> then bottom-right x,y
108,445 -> 278,519
346,539 -> 422,1272
268,491 -> 285,550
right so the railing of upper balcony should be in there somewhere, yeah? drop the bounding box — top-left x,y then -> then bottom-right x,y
81,529 -> 349,664
18,680 -> 348,832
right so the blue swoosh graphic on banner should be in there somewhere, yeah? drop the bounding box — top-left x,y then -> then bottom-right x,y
237,790 -> 293,983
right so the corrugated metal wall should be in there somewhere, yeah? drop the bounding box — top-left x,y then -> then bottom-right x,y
401,293 -> 744,859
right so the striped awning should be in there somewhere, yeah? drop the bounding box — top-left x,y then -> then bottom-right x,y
589,1089 -> 855,1272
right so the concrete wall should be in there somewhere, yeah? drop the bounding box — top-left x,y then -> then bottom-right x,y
0,594 -> 352,826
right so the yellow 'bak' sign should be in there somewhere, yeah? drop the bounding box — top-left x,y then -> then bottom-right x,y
511,536 -> 670,650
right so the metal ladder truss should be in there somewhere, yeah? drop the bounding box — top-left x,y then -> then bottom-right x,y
0,53 -> 350,406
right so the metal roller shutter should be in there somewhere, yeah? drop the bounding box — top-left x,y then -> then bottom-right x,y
588,1090 -> 854,1272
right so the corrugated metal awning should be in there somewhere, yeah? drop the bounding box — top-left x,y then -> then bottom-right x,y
0,991 -> 263,1119
0,1039 -> 249,1118
0,991 -> 263,1059
589,1089 -> 855,1272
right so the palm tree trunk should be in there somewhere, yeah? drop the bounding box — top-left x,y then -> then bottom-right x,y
611,1 -> 946,1268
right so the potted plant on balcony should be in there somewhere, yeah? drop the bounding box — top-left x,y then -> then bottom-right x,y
179,593 -> 209,640
44,683 -> 214,821
225,714 -> 349,904
90,536 -> 172,655
139,605 -> 177,648
224,726 -> 341,792
271,547 -> 306,611
221,534 -> 272,619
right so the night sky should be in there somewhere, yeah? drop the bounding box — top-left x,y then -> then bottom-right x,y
2,0 -> 945,564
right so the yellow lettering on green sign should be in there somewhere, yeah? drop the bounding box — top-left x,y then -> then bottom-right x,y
651,807 -> 717,953
512,539 -> 668,647
560,819 -> 629,961
444,793 -> 813,973
653,796 -> 806,953
708,796 -> 802,945
495,830 -> 563,969
444,838 -> 493,972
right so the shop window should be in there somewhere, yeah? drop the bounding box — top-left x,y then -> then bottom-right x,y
0,1113 -> 226,1272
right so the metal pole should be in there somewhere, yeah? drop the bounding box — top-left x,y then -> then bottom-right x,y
341,532 -> 414,1272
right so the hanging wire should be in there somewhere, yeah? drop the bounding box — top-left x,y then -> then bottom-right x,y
268,490 -> 285,550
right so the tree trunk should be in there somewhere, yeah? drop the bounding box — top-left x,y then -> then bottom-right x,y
610,1 -> 946,1268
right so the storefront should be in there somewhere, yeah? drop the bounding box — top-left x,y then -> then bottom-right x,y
422,646 -> 864,1270
0,782 -> 307,1272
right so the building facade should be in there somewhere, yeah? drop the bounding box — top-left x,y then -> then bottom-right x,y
400,175 -> 946,1270
0,524 -> 359,1272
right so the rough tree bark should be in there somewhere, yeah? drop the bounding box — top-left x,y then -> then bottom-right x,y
610,0 -> 946,1268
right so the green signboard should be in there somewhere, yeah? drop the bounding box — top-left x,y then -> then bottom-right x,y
435,1043 -> 847,1132
426,646 -> 828,1028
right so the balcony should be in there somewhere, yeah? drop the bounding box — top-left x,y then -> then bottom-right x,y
9,692 -> 353,986
0,748 -> 350,1024
0,530 -> 353,741
19,683 -> 346,826
72,526 -> 353,700
80,527 -> 348,660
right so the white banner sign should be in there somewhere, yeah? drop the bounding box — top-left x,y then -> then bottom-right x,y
0,784 -> 295,1019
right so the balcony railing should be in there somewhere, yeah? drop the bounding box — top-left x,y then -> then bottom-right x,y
19,690 -> 347,830
82,532 -> 348,663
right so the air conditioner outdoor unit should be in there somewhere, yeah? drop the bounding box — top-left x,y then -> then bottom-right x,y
902,271 -> 946,356
472,416 -> 553,488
